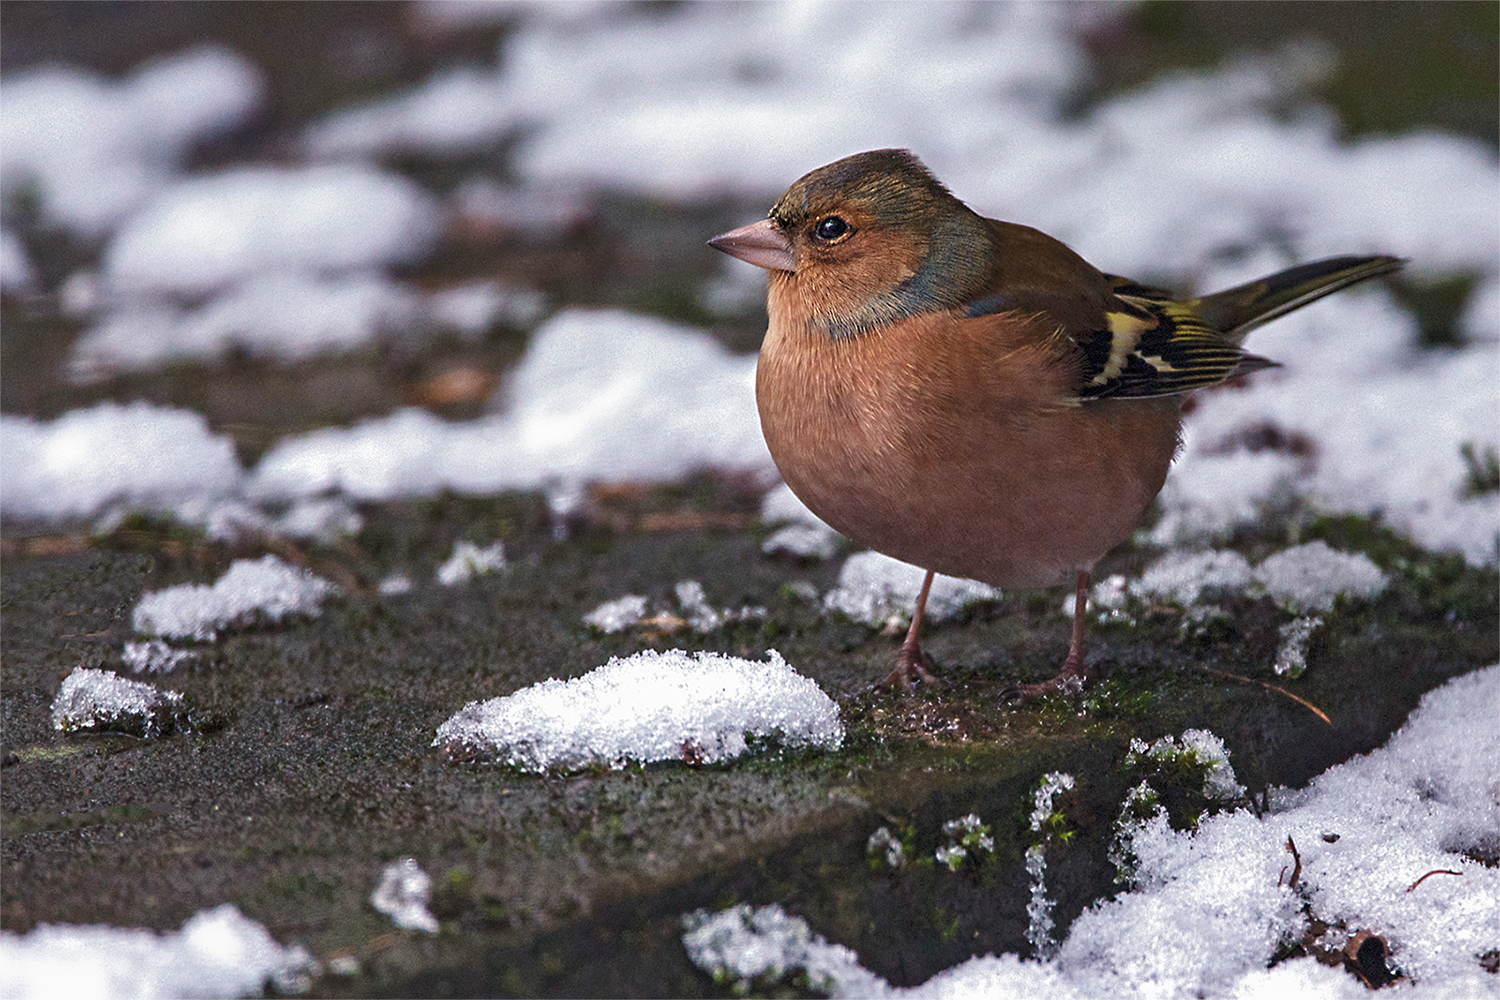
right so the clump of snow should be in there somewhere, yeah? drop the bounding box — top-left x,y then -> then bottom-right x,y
0,402 -> 242,522
132,555 -> 334,641
1028,772 -> 1078,834
434,649 -> 842,772
824,552 -> 1000,628
681,665 -> 1500,998
435,540 -> 506,586
867,827 -> 907,871
265,497 -> 364,544
249,309 -> 769,501
377,573 -> 415,596
61,157 -> 448,385
583,581 -> 765,634
681,903 -> 886,999
1073,542 -> 1387,619
762,523 -> 841,560
0,903 -> 316,1000
938,814 -> 997,873
51,667 -> 184,738
673,580 -> 766,632
0,46 -> 265,235
371,859 -> 438,934
1255,541 -> 1388,613
306,64 -> 519,162
1132,549 -> 1256,606
69,272 -> 423,379
582,594 -> 649,633
760,483 -> 842,560
101,164 -> 441,298
121,639 -> 198,675
1275,615 -> 1323,679
1126,730 -> 1247,807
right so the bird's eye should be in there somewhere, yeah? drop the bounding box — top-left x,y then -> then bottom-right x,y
813,216 -> 851,242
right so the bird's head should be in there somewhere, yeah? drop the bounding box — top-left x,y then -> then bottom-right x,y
709,149 -> 995,339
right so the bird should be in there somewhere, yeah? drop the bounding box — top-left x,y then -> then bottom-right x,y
709,148 -> 1403,700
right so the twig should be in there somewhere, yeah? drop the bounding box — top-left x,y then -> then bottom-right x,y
1406,869 -> 1462,892
1199,666 -> 1333,727
1281,835 -> 1302,890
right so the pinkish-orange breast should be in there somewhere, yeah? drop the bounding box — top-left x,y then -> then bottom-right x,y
755,303 -> 1182,589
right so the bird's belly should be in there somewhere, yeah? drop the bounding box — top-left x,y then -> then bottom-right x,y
770,430 -> 1128,588
756,331 -> 1180,589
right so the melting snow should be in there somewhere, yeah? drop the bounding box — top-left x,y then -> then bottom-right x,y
684,666 -> 1500,998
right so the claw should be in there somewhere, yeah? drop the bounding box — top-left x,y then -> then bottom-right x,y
1002,570 -> 1094,706
877,646 -> 941,690
1000,665 -> 1089,704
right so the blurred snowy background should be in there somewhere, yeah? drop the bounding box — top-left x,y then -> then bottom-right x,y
2,0 -> 1496,565
3,4 -> 1498,998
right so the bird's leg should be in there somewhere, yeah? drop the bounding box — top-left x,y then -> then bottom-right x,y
1003,570 -> 1094,703
1060,568 -> 1090,683
877,569 -> 941,689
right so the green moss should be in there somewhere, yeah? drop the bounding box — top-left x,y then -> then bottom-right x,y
3,801 -> 165,838
269,870 -> 344,902
4,744 -> 91,764
1080,680 -> 1162,719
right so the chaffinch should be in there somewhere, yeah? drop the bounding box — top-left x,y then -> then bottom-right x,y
710,149 -> 1402,700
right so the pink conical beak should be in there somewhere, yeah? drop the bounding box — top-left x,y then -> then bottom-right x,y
708,219 -> 796,272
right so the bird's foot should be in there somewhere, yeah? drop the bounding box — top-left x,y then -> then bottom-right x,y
1000,654 -> 1092,705
876,643 -> 941,691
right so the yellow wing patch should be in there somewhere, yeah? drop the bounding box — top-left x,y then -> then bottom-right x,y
1078,293 -> 1277,400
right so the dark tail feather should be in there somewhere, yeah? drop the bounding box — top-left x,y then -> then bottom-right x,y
1190,255 -> 1406,342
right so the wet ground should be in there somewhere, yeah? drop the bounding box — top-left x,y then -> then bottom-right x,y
3,3 -> 1497,996
4,489 -> 1495,995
